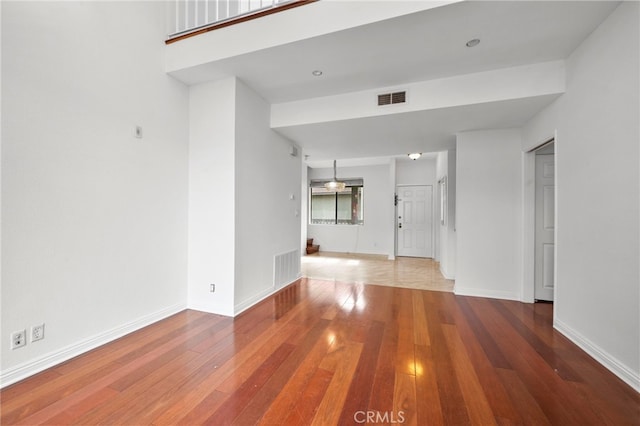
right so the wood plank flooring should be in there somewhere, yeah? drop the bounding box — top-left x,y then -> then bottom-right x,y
1,278 -> 638,425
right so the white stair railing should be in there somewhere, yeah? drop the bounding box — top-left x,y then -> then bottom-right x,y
167,0 -> 300,40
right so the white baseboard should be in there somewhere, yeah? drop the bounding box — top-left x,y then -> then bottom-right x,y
187,300 -> 234,317
453,286 -> 519,301
439,266 -> 454,280
554,318 -> 640,392
233,275 -> 301,316
0,302 -> 186,389
234,286 -> 276,315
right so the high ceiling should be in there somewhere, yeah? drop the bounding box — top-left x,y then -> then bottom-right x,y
169,1 -> 619,165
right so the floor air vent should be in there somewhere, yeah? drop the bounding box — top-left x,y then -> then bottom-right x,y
274,249 -> 300,289
378,91 -> 406,106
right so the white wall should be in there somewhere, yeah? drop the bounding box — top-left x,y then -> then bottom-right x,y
308,164 -> 392,256
436,150 -> 456,279
396,158 -> 436,186
456,130 -> 522,300
0,3 -> 4,369
301,165 -> 309,255
188,78 -> 237,316
188,78 -> 302,316
523,2 -> 639,390
1,1 -> 189,385
234,80 -> 301,313
446,150 -> 457,278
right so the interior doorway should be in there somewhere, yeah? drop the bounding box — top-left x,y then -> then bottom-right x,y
396,185 -> 433,258
534,142 -> 555,301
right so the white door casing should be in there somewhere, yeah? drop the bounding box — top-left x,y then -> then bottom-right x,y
396,185 -> 433,258
535,153 -> 555,301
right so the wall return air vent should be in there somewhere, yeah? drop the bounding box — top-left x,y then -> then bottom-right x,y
377,91 -> 406,106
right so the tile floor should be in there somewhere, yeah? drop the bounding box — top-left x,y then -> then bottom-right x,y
301,251 -> 454,292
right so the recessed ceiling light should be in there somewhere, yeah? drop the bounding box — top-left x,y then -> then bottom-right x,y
312,70 -> 323,76
466,38 -> 480,47
408,153 -> 422,160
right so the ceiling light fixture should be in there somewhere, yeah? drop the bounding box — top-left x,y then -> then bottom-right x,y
312,70 -> 323,76
466,38 -> 480,47
408,153 -> 422,160
324,160 -> 346,191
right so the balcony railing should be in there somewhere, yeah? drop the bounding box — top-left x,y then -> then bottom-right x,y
167,0 -> 315,43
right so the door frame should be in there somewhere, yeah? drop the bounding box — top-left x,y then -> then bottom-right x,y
522,135 -> 558,305
395,184 -> 435,258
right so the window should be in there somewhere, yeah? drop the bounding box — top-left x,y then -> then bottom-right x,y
310,179 -> 364,225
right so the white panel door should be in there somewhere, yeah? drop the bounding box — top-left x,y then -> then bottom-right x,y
535,154 -> 555,301
396,185 -> 433,258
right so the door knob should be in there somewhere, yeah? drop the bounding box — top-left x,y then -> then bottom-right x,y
398,223 -> 402,228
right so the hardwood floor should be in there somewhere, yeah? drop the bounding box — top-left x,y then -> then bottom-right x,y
1,278 -> 638,425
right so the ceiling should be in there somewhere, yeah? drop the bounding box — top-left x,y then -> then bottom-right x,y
279,94 -> 562,165
171,1 -> 619,165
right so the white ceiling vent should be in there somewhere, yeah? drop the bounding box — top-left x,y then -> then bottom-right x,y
377,91 -> 406,106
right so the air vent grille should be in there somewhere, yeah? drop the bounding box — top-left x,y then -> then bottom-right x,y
392,91 -> 406,104
377,91 -> 406,106
378,93 -> 392,106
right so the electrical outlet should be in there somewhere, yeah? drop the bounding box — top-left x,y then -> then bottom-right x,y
31,324 -> 45,342
210,283 -> 216,293
11,330 -> 27,349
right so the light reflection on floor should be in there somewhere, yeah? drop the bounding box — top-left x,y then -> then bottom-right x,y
301,251 -> 454,292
